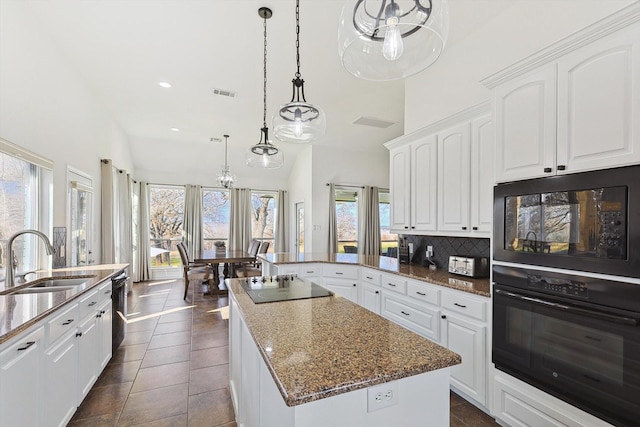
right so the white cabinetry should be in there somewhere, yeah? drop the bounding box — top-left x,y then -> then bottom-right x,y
358,268 -> 381,314
486,14 -> 640,182
322,264 -> 359,303
382,292 -> 441,343
389,136 -> 438,233
297,263 -> 323,284
0,326 -> 44,427
385,102 -> 493,237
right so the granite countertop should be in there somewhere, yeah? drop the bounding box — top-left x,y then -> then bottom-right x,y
0,264 -> 129,344
228,277 -> 461,407
259,253 -> 491,297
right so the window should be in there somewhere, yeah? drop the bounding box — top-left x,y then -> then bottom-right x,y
149,185 -> 184,268
203,188 -> 230,250
68,168 -> 93,267
335,187 -> 359,253
0,138 -> 53,278
379,190 -> 398,255
251,191 -> 276,253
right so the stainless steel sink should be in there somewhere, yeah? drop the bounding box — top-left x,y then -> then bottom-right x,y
29,277 -> 92,288
1,276 -> 95,295
10,285 -> 79,294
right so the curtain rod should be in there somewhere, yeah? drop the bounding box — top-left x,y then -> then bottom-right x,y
326,183 -> 390,191
145,182 -> 285,193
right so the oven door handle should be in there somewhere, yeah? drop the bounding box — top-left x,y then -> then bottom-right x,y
494,288 -> 639,326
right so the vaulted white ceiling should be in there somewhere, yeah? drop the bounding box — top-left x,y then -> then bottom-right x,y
24,0 -> 515,184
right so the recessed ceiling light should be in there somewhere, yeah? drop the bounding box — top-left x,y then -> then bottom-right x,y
170,127 -> 180,132
158,81 -> 172,88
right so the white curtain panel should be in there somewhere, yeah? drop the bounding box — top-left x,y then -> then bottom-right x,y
100,159 -> 116,264
230,188 -> 252,251
183,184 -> 203,259
132,181 -> 151,282
328,183 -> 337,255
275,190 -> 287,253
361,186 -> 381,256
116,171 -> 132,265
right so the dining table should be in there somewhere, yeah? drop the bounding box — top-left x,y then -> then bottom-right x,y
194,249 -> 256,294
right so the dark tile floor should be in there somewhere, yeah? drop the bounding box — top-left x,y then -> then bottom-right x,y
69,278 -> 498,427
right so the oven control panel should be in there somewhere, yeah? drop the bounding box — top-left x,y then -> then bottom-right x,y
527,274 -> 588,298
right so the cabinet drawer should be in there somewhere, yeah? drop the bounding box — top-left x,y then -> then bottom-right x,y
407,280 -> 440,306
382,294 -> 439,341
98,280 -> 113,301
323,264 -> 358,280
78,289 -> 100,320
276,264 -> 299,275
298,264 -> 322,277
381,274 -> 407,294
441,291 -> 486,321
47,303 -> 79,346
360,269 -> 381,286
0,326 -> 44,366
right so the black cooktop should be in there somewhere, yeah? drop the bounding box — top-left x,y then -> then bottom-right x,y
240,275 -> 333,304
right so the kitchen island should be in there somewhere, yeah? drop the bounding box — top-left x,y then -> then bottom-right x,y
228,275 -> 461,427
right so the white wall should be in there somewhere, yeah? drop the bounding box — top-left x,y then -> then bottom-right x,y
0,2 -> 133,263
287,146 -> 313,253
404,0 -> 636,133
309,145 -> 389,253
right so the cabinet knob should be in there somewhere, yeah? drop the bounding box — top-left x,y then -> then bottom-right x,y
544,167 -> 553,173
404,226 -> 409,229
352,283 -> 357,287
472,227 -> 478,231
375,291 -> 379,294
462,227 -> 467,230
557,165 -> 566,171
76,332 -> 82,338
441,315 -> 447,319
411,226 -> 415,229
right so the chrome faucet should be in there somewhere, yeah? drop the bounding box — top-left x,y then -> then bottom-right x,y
5,229 -> 55,288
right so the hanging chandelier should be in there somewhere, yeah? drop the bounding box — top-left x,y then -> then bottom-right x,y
216,135 -> 235,188
338,0 -> 450,81
273,0 -> 326,144
247,7 -> 284,169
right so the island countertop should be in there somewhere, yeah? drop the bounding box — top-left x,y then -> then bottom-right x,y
228,276 -> 461,407
0,264 -> 129,344
258,252 -> 491,297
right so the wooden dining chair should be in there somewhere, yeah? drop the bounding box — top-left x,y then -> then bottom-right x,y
177,242 -> 212,299
236,241 -> 268,278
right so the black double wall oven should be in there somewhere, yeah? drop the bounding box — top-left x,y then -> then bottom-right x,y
492,165 -> 640,426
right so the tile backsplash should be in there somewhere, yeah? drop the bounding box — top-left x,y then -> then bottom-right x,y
401,235 -> 490,269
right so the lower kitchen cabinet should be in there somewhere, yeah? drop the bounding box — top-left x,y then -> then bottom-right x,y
358,282 -> 381,314
77,310 -> 100,403
323,279 -> 358,303
381,292 -> 441,343
98,299 -> 113,370
45,329 -> 79,427
0,326 -> 44,427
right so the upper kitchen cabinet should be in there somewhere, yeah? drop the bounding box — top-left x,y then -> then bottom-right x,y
385,103 -> 492,237
388,135 -> 438,233
484,7 -> 640,183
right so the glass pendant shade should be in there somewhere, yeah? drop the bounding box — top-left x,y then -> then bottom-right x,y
338,0 -> 450,81
273,100 -> 326,143
246,127 -> 284,169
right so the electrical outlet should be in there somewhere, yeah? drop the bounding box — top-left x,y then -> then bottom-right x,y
367,381 -> 399,412
427,245 -> 434,258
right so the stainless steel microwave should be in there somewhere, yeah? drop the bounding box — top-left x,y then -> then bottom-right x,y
493,165 -> 640,278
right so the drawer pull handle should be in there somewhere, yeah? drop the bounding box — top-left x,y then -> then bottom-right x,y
387,283 -> 396,287
472,227 -> 478,231
306,271 -> 313,274
400,311 -> 410,316
88,301 -> 97,306
335,272 -> 343,275
366,276 -> 373,280
453,303 -> 467,308
100,310 -> 106,314
416,292 -> 426,296
17,341 -> 36,351
76,332 -> 82,338
62,319 -> 74,325
96,314 -> 101,318
441,315 -> 447,319
105,290 -> 112,294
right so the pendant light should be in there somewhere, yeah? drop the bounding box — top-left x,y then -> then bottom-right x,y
216,135 -> 235,188
247,7 -> 284,169
338,0 -> 450,81
273,0 -> 326,143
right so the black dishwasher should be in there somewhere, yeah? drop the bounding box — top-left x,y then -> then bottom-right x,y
111,271 -> 128,351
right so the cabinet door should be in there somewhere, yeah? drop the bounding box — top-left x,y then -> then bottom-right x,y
98,300 -> 113,370
77,314 -> 99,404
441,313 -> 486,406
470,115 -> 494,234
411,135 -> 438,232
389,145 -> 412,231
0,327 -> 44,427
557,24 -> 640,174
359,282 -> 381,314
494,65 -> 557,182
323,279 -> 358,304
44,331 -> 78,427
438,123 -> 471,232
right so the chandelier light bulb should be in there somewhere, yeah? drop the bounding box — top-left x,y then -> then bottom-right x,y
383,17 -> 404,61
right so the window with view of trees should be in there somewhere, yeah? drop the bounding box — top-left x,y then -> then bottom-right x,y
149,185 -> 184,268
379,190 -> 398,255
335,188 -> 358,253
203,189 -> 230,250
251,191 -> 276,252
0,142 -> 53,278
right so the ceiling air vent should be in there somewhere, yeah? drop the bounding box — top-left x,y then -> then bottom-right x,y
352,116 -> 395,128
213,88 -> 237,98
